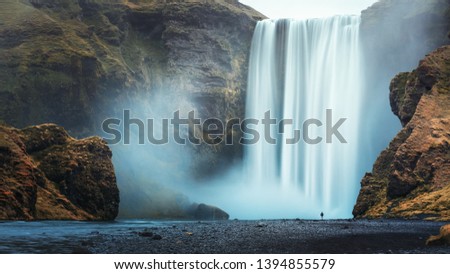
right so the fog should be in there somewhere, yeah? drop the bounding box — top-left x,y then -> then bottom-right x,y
96,0 -> 449,220
102,91 -> 197,218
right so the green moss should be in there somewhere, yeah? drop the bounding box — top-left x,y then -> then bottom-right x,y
117,28 -> 168,91
33,70 -> 74,90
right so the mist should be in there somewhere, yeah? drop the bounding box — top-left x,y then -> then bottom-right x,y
93,0 -> 449,220
101,91 -> 197,219
358,0 -> 450,172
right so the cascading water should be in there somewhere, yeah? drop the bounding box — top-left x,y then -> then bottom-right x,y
244,16 -> 363,219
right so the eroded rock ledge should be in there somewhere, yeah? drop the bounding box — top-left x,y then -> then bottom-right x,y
0,123 -> 119,220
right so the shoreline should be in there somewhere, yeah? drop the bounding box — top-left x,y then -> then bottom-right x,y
0,219 -> 448,254
90,219 -> 448,254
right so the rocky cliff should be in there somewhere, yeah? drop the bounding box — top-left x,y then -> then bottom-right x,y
0,123 -> 119,220
0,0 -> 264,150
358,0 -> 450,166
353,46 -> 450,221
0,0 -> 264,218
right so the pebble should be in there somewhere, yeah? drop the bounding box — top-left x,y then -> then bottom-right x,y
138,231 -> 154,238
256,222 -> 267,228
152,234 -> 162,240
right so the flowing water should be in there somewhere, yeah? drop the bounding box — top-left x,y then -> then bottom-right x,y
244,16 -> 364,218
0,220 -> 173,253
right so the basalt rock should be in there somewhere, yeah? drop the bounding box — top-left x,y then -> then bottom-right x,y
0,123 -> 119,220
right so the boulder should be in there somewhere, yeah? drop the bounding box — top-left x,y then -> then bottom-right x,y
188,203 -> 230,220
0,123 -> 119,220
426,224 -> 450,246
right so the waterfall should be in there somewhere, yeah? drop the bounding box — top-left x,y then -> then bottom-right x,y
244,16 -> 363,219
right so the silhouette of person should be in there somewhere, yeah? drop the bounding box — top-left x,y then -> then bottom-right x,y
320,212 -> 324,220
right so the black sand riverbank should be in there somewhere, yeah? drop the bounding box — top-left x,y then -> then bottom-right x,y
0,219 -> 448,254
88,219 -> 448,254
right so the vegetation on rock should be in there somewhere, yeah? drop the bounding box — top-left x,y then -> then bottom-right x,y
353,46 -> 450,221
426,224 -> 450,246
0,123 -> 119,220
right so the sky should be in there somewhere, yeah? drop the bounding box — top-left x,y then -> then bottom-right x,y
239,0 -> 378,19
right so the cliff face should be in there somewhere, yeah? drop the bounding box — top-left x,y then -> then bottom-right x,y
0,0 -> 263,141
0,123 -> 119,220
0,0 -> 264,218
0,0 -> 265,188
353,46 -> 450,221
352,0 -> 450,221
